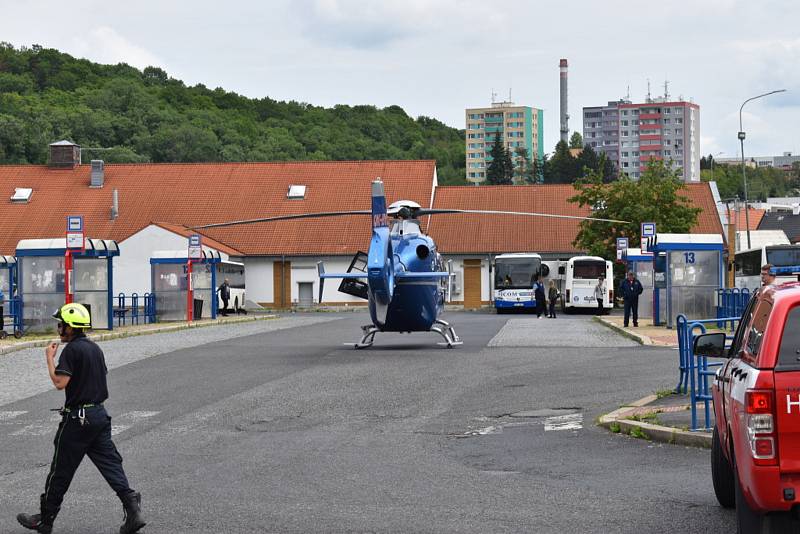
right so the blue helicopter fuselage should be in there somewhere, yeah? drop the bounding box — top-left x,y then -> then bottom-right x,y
368,220 -> 445,332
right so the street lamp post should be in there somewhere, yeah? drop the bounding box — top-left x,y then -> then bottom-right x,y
739,89 -> 786,250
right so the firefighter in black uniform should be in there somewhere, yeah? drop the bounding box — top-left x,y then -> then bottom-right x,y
17,303 -> 146,534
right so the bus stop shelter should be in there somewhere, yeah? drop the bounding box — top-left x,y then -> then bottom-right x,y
15,238 -> 120,332
647,234 -> 724,328
150,250 -> 220,322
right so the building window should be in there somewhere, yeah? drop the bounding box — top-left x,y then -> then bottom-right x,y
621,151 -> 629,157
622,162 -> 629,168
632,109 -> 640,115
662,129 -> 671,135
621,120 -> 628,126
663,118 -> 670,124
468,123 -> 481,130
621,110 -> 629,116
675,118 -> 683,124
632,120 -> 640,125
664,150 -> 672,156
663,108 -> 671,114
621,131 -> 629,137
633,151 -> 640,156
633,161 -> 640,168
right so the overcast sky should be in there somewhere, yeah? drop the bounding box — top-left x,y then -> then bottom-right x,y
2,0 -> 798,159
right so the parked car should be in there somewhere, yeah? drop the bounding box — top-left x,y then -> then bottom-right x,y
696,282 -> 800,533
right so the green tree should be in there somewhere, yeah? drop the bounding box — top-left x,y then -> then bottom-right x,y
513,147 -> 539,184
569,131 -> 583,149
569,159 -> 701,261
486,132 -> 511,185
544,140 -> 577,184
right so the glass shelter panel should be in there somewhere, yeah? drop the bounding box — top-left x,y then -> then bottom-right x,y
74,258 -> 109,329
192,263 -> 213,319
668,250 -> 720,321
633,260 -> 655,322
21,256 -> 66,332
153,264 -> 188,321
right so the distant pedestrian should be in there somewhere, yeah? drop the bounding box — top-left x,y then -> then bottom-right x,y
533,275 -> 546,318
547,280 -> 559,318
594,275 -> 607,315
761,264 -> 776,287
620,271 -> 644,327
217,278 -> 231,316
17,303 -> 145,534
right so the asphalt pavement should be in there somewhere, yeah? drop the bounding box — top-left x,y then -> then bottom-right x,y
0,311 -> 737,533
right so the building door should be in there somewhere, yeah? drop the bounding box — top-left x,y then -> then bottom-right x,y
463,259 -> 482,309
273,261 -> 291,308
298,282 -> 313,307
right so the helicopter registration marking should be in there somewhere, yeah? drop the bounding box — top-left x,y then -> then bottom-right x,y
372,214 -> 389,228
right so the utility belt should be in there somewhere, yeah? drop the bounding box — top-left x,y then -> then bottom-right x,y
53,403 -> 104,426
61,403 -> 103,413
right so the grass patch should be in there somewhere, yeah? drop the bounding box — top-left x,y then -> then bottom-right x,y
625,412 -> 660,424
655,388 -> 675,399
609,422 -> 621,433
629,426 -> 649,440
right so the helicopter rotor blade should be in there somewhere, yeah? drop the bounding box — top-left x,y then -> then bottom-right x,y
194,211 -> 372,229
415,209 -> 629,224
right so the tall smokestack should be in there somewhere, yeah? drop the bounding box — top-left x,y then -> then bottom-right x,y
559,59 -> 569,143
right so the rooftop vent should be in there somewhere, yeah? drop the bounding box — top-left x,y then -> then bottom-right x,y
287,185 -> 306,199
10,187 -> 33,203
48,140 -> 81,168
90,160 -> 105,188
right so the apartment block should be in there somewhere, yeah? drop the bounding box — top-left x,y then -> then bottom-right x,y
583,98 -> 700,182
465,101 -> 544,184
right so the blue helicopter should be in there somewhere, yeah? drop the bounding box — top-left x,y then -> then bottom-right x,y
199,178 -> 626,348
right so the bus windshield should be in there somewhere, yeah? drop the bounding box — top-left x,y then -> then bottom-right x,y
495,258 -> 541,289
767,246 -> 800,269
573,260 -> 606,279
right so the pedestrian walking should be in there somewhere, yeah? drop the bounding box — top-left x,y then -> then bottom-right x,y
761,264 -> 776,287
547,280 -> 559,318
594,275 -> 607,315
620,271 -> 644,327
533,275 -> 546,318
17,303 -> 145,534
217,277 -> 231,315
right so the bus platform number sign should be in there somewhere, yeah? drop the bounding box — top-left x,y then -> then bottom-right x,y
66,216 -> 84,250
641,222 -> 656,253
616,238 -> 629,261
188,234 -> 202,259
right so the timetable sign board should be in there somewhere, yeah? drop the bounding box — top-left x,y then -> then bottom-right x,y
66,232 -> 84,250
616,237 -> 629,261
188,234 -> 202,259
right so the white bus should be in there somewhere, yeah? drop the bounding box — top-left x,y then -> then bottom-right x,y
216,260 -> 246,313
493,253 -> 549,313
734,244 -> 800,292
558,256 -> 613,313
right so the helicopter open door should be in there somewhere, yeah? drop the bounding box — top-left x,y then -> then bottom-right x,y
338,251 -> 369,300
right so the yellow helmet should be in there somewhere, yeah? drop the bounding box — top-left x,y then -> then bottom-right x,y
52,303 -> 92,329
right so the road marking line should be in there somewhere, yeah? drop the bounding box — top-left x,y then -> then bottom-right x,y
544,413 -> 583,431
111,425 -> 132,436
11,424 -> 53,436
0,411 -> 27,420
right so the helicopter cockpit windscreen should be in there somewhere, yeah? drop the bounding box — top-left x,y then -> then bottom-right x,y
495,257 -> 542,289
573,260 -> 606,279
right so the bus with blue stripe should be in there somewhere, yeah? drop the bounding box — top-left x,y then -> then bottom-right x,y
493,253 -> 545,312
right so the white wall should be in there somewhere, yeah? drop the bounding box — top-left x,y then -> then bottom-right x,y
441,254 -> 493,302
242,256 -> 371,305
114,225 -> 229,296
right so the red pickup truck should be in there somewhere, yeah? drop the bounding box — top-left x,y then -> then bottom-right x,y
695,282 -> 800,532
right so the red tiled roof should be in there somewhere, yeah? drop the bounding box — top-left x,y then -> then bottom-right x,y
732,208 -> 765,230
150,222 -> 243,257
428,183 -> 723,254
0,161 -> 436,256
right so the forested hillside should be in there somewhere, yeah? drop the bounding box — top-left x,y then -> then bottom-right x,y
0,44 -> 467,184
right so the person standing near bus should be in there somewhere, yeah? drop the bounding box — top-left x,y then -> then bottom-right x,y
547,280 -> 559,318
620,271 -> 644,327
217,278 -> 231,316
533,275 -> 546,318
16,303 -> 145,534
594,275 -> 607,315
761,264 -> 777,287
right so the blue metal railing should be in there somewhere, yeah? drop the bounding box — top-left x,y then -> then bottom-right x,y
114,293 -> 156,326
0,297 -> 23,338
716,288 -> 751,329
676,313 -> 740,431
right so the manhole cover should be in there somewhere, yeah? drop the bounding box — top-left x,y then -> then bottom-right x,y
509,408 -> 579,418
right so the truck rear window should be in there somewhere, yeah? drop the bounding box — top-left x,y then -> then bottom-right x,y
777,306 -> 800,370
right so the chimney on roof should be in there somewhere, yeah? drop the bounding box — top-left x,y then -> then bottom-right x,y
90,160 -> 105,188
48,140 -> 81,168
111,189 -> 119,220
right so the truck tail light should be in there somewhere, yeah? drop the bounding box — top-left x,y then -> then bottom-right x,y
746,390 -> 777,464
609,290 -> 614,302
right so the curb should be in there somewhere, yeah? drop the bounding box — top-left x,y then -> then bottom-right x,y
0,314 -> 278,356
598,394 -> 712,448
593,316 -> 652,346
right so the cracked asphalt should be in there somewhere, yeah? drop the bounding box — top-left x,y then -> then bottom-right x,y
0,311 -> 736,533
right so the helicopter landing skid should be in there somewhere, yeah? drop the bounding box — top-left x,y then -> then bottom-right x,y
344,324 -> 381,349
433,319 -> 462,348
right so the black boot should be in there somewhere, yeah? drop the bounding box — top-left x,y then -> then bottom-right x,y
119,491 -> 146,534
17,496 -> 58,534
